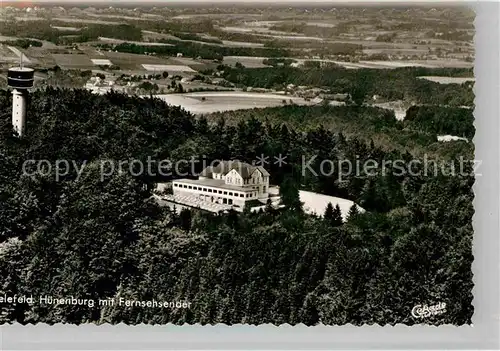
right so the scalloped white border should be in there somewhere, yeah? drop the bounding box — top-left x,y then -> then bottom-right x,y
0,0 -> 499,350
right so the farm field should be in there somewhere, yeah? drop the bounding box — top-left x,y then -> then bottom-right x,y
141,30 -> 181,41
0,44 -> 20,63
51,26 -> 80,31
85,13 -> 165,21
142,30 -> 263,48
53,17 -> 123,25
151,91 -> 317,114
0,35 -> 24,41
6,46 -> 31,64
171,13 -> 262,20
170,57 -> 207,66
98,51 -> 174,70
98,37 -> 174,47
223,56 -> 271,68
142,64 -> 197,73
221,40 -> 264,48
219,26 -> 303,36
52,54 -> 93,69
305,22 -> 337,28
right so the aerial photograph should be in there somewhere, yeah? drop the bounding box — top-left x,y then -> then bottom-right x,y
0,1 -> 475,326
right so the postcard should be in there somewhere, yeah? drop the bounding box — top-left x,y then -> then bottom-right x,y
0,1 -> 498,349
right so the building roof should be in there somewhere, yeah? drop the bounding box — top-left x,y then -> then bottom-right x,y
200,160 -> 270,179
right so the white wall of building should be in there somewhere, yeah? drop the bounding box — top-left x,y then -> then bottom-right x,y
12,89 -> 26,136
172,181 -> 260,208
225,169 -> 243,186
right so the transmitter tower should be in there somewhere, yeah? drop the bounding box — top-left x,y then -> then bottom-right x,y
7,56 -> 34,137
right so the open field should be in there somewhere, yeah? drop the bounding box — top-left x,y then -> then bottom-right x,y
20,47 -> 56,67
52,54 -> 93,69
356,60 -> 472,69
418,76 -> 476,84
223,56 -> 271,68
264,34 -> 326,41
171,13 -> 263,20
86,13 -> 165,21
53,17 -> 123,25
142,31 -> 265,48
221,40 -> 264,48
98,37 -> 174,47
151,91 -> 317,114
244,20 -> 284,27
97,51 -> 174,70
170,57 -> 207,66
219,26 -> 303,37
6,46 -> 31,64
51,26 -> 80,32
10,17 -> 46,22
305,22 -> 337,28
141,30 -> 180,41
142,64 -> 197,73
299,190 -> 365,221
91,58 -> 113,66
0,35 -> 22,41
0,44 -> 20,62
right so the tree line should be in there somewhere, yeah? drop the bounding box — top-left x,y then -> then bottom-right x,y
96,41 -> 290,61
0,21 -> 143,45
219,65 -> 475,107
206,104 -> 474,160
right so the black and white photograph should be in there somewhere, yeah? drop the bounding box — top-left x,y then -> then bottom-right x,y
0,0 -> 478,327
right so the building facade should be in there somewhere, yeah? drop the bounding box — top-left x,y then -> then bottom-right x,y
172,160 -> 270,211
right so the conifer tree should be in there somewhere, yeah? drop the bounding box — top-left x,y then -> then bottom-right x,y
347,203 -> 360,221
179,208 -> 192,231
324,202 -> 334,221
324,203 -> 343,226
332,204 -> 343,226
280,176 -> 303,212
265,198 -> 274,213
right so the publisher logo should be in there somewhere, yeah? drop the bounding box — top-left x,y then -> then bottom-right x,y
411,302 -> 447,318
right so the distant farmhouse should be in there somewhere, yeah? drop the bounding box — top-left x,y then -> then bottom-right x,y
156,160 -> 281,213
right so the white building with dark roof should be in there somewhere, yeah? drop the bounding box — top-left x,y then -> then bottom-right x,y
171,160 -> 271,211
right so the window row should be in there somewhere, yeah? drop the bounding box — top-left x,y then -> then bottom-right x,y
173,183 -> 257,198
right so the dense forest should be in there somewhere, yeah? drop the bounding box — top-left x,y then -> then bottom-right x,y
96,41 -> 290,61
404,105 -> 475,139
219,66 -> 475,106
0,88 -> 474,325
207,104 -> 474,160
0,39 -> 43,49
